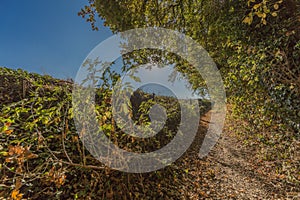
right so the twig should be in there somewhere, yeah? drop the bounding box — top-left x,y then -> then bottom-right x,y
61,103 -> 73,164
0,184 -> 11,188
60,160 -> 105,170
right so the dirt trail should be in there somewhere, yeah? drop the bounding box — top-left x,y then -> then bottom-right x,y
178,111 -> 299,199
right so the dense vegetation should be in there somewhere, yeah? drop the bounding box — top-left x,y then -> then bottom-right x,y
79,0 -> 300,132
0,67 -> 210,199
1,0 -> 299,198
78,0 -> 300,186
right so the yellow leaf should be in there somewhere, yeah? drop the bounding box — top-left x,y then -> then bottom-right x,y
274,4 -> 279,10
243,17 -> 252,25
262,19 -> 267,25
256,12 -> 264,18
0,151 -> 8,156
11,189 -> 23,200
248,0 -> 256,6
271,12 -> 278,17
253,3 -> 261,10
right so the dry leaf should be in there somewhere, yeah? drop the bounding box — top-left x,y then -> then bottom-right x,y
4,129 -> 13,135
4,122 -> 11,127
11,189 -> 23,200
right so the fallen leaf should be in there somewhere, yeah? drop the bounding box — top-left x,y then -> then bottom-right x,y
4,129 -> 13,135
11,189 -> 23,200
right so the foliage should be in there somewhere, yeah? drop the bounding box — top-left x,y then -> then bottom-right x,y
0,67 -> 210,198
79,0 -> 300,186
0,67 -> 74,198
1,0 -> 299,197
81,0 -> 299,127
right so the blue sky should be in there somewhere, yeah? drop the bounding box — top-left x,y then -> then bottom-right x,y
0,0 -> 113,79
0,1 -> 206,98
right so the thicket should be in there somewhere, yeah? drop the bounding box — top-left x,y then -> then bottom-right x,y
0,67 -> 210,199
1,0 -> 300,198
78,0 -> 300,186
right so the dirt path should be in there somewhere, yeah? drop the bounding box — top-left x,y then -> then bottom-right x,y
204,133 -> 278,199
178,111 -> 299,199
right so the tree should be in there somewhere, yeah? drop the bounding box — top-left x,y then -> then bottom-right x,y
79,0 -> 300,133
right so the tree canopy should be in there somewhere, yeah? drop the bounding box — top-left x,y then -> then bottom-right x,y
79,0 -> 300,133
0,1 -> 299,198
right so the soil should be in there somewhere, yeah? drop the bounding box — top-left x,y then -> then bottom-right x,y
176,111 -> 300,200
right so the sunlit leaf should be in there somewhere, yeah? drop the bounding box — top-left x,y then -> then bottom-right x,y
253,3 -> 261,10
11,189 -> 23,200
4,129 -> 13,135
243,16 -> 253,25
